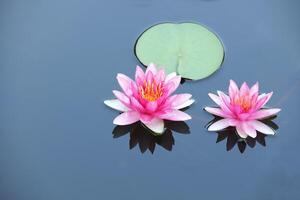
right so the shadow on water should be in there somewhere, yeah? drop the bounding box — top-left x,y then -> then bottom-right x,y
206,116 -> 279,153
112,121 -> 190,154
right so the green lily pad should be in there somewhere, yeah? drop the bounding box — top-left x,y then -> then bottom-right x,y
134,22 -> 225,80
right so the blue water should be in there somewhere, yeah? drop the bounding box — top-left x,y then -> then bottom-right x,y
1,0 -> 300,199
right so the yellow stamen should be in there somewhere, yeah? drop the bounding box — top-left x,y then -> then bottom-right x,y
234,95 -> 251,111
139,80 -> 163,101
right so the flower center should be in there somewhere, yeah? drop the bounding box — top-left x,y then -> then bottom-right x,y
233,96 -> 251,111
139,80 -> 163,102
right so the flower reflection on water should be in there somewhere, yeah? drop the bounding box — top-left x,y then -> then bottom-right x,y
206,115 -> 279,153
112,121 -> 190,154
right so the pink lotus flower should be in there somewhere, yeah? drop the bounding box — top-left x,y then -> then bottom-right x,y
104,63 -> 194,134
205,80 -> 281,138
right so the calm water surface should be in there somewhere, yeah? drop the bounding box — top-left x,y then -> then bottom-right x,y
1,0 -> 300,199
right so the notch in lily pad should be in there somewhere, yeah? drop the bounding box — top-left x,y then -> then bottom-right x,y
134,22 -> 225,80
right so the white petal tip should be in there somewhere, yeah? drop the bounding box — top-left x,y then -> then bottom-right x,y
183,113 -> 192,121
104,100 -> 112,107
208,126 -> 217,131
262,127 -> 276,135
237,134 -> 247,139
173,98 -> 195,110
103,99 -> 112,107
271,108 -> 281,115
154,129 -> 165,134
104,99 -> 129,112
204,107 -> 212,112
141,118 -> 165,134
113,121 -> 125,126
207,124 -> 221,131
262,131 -> 275,135
116,73 -> 125,79
112,119 -> 120,125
